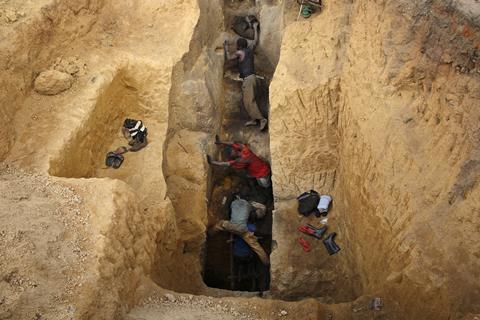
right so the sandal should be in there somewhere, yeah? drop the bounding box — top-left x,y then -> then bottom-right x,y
298,237 -> 311,252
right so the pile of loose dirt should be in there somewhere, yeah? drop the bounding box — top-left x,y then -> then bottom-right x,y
125,288 -> 333,320
128,293 -> 258,320
0,164 -> 91,320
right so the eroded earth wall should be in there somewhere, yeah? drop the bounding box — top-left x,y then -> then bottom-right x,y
0,0 -> 105,160
157,0 -> 225,293
1,0 -> 206,318
270,0 -> 480,318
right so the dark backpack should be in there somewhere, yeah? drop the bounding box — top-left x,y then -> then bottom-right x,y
297,190 -> 320,216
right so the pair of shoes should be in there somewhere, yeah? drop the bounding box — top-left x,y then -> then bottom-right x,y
245,120 -> 258,127
260,119 -> 268,131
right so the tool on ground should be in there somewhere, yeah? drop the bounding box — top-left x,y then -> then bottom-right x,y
298,237 -> 311,252
298,224 -> 328,239
323,232 -> 341,255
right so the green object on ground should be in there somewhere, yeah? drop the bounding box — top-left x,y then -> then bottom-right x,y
301,4 -> 314,18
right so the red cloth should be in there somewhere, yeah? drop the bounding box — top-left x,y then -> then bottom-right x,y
228,143 -> 270,178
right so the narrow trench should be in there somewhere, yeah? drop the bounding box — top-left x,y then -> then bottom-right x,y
44,0 -> 284,299
203,0 -> 277,292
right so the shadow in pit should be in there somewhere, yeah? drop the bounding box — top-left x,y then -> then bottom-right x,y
203,167 -> 273,292
204,0 -> 274,292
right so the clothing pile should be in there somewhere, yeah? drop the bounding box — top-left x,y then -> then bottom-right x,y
296,190 -> 340,255
297,190 -> 332,217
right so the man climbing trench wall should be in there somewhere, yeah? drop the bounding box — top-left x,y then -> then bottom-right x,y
203,2 -> 275,292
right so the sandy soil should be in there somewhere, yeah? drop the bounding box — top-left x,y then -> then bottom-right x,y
128,294 -> 257,320
0,164 -> 91,320
0,0 -> 479,319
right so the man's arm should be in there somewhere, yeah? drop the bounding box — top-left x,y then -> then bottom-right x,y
207,155 -> 231,167
224,40 -> 240,61
247,22 -> 259,49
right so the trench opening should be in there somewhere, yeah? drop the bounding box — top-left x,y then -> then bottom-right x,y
46,0 -> 284,297
204,168 -> 274,291
48,67 -> 167,197
202,0 -> 279,292
48,70 -> 144,180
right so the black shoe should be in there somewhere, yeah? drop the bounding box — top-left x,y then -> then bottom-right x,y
105,152 -> 124,169
323,232 -> 341,255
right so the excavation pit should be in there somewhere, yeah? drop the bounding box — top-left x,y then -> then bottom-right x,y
204,173 -> 273,292
48,68 -> 168,195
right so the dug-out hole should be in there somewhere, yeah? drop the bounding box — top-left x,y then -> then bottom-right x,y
203,172 -> 273,292
49,70 -> 150,184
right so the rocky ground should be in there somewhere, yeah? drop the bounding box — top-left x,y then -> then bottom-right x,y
0,164 -> 91,320
128,293 -> 260,320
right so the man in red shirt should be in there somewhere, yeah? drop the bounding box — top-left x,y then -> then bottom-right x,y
207,136 -> 271,188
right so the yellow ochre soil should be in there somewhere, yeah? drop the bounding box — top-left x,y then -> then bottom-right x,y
0,0 -> 480,319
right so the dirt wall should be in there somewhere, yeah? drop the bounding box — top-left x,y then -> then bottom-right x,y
269,0 -> 480,318
2,0 -> 208,317
0,0 -> 104,160
269,0 -> 356,301
337,1 -> 480,318
156,0 -> 225,293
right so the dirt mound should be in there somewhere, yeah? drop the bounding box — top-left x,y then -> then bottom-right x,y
0,164 -> 91,320
128,293 -> 257,320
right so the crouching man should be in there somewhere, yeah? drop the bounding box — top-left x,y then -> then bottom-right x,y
207,136 -> 271,188
209,196 -> 269,265
122,118 -> 148,151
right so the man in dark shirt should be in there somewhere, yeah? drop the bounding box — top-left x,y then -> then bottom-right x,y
224,20 -> 268,131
